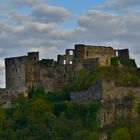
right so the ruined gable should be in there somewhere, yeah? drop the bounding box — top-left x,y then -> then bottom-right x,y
57,49 -> 74,65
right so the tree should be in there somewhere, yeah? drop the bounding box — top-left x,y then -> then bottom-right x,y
131,123 -> 140,140
86,132 -> 98,140
111,127 -> 131,140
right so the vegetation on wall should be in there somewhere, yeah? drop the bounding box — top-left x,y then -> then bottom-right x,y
110,56 -> 137,68
72,65 -> 140,91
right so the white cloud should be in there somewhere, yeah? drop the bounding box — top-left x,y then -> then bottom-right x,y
0,59 -> 5,88
78,10 -> 123,40
0,0 -> 140,87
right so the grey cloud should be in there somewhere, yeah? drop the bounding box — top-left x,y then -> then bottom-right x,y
76,8 -> 140,66
77,9 -> 140,43
0,20 -> 80,58
49,28 -> 83,41
0,0 -> 140,87
96,0 -> 140,10
111,0 -> 140,8
10,0 -> 71,23
8,11 -> 28,22
78,10 -> 123,41
9,5 -> 71,23
12,0 -> 44,7
31,4 -> 71,23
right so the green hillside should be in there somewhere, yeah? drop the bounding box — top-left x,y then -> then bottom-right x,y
0,65 -> 140,140
0,85 -> 139,140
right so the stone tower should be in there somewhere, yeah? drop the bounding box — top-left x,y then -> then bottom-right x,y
5,52 -> 40,93
74,44 -> 116,66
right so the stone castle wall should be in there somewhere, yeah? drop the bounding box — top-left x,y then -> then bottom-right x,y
25,52 -> 40,89
0,88 -> 27,107
3,44 -> 135,95
74,44 -> 116,66
71,82 -> 102,102
1,44 -> 138,140
5,56 -> 27,90
5,52 -> 40,92
40,63 -> 74,92
71,81 -> 140,127
102,81 -> 140,101
3,44 -> 134,95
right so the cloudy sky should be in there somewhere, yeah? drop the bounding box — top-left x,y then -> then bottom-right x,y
0,0 -> 140,87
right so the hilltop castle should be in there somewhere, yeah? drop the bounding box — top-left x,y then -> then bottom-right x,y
0,43 -> 139,140
0,44 -> 140,138
1,44 -> 134,95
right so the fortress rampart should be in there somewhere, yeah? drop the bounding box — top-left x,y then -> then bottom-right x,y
0,44 -> 139,137
0,44 -> 136,106
0,44 -> 138,140
5,52 -> 40,91
71,80 -> 140,127
0,44 -> 134,93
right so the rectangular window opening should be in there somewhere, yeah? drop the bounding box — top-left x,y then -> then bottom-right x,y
69,61 -> 73,64
69,50 -> 73,55
63,60 -> 66,65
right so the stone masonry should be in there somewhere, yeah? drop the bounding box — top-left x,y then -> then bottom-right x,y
0,44 -> 136,109
0,44 -> 134,94
5,52 -> 40,94
71,80 -> 140,127
0,44 -> 138,139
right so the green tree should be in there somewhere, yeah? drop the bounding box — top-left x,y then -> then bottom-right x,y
131,123 -> 140,140
86,132 -> 98,140
111,127 -> 131,140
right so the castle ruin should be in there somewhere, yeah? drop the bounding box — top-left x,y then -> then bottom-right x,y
0,44 -> 139,132
1,44 -> 127,94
